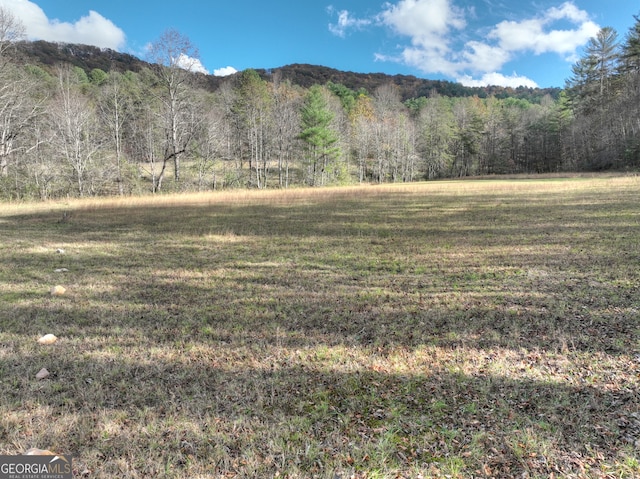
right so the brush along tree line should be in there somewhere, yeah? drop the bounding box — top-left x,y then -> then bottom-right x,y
0,9 -> 639,199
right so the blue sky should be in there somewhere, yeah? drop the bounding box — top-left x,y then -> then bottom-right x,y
1,0 -> 637,88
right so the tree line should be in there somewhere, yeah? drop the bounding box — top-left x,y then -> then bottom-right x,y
0,8 -> 639,199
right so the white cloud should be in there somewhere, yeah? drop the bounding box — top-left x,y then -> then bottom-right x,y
378,0 -> 465,67
377,45 -> 460,77
330,0 -> 601,87
462,41 -> 511,73
342,0 -> 466,76
0,0 -> 125,50
379,0 -> 466,41
213,66 -> 238,77
546,2 -> 590,23
328,6 -> 372,37
487,3 -> 600,58
176,53 -> 209,74
457,72 -> 539,88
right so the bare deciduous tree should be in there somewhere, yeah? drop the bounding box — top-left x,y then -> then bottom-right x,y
98,72 -> 133,195
0,6 -> 25,68
50,66 -> 101,196
147,29 -> 201,190
0,7 -> 35,179
270,76 -> 301,188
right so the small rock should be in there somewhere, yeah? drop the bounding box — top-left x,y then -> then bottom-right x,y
54,268 -> 69,273
50,285 -> 66,296
35,368 -> 49,380
24,448 -> 56,455
38,334 -> 57,345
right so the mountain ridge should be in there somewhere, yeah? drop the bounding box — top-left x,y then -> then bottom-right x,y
14,40 -> 561,102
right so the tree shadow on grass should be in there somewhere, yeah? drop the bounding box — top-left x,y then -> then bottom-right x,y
1,219 -> 639,357
1,187 -> 639,476
0,338 -> 638,477
2,259 -> 638,358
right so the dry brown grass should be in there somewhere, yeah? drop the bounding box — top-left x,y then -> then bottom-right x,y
1,176 -> 639,478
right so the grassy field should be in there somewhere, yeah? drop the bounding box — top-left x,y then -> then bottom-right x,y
1,177 -> 639,478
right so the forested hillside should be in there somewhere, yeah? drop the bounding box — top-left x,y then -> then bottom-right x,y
14,41 -> 561,102
1,10 -> 639,199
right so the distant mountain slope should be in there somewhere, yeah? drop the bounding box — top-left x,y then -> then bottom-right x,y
15,40 -> 561,101
17,40 -> 145,74
258,64 -> 561,101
